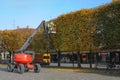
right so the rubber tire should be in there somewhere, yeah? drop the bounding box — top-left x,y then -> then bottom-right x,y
17,64 -> 25,74
34,64 -> 41,73
7,63 -> 14,72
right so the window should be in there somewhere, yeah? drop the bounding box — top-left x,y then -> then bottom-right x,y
44,56 -> 50,59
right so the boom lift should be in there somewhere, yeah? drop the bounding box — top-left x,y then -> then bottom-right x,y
7,20 -> 46,74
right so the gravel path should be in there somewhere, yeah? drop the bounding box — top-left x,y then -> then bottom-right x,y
0,64 -> 120,80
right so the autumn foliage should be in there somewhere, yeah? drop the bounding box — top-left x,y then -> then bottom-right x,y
0,28 -> 34,52
0,1 -> 120,53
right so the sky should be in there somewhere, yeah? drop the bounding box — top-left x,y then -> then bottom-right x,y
0,0 -> 112,30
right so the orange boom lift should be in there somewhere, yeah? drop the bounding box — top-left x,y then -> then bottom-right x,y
7,21 -> 47,74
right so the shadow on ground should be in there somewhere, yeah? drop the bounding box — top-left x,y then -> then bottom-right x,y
42,65 -> 120,77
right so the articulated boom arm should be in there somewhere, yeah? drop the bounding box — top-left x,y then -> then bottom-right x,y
18,20 -> 45,52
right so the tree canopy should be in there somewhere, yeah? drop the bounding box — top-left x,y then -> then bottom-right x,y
0,1 -> 120,53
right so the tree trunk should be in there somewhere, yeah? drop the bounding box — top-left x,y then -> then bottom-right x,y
89,50 -> 92,68
57,50 -> 61,67
9,51 -> 13,63
77,51 -> 81,68
94,53 -> 98,69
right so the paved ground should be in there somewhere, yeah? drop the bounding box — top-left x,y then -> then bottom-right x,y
0,64 -> 120,80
